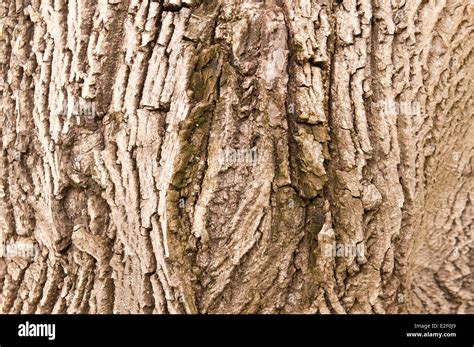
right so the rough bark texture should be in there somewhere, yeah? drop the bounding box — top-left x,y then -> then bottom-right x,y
0,0 -> 472,314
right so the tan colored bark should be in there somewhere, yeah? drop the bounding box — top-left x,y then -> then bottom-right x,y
0,0 -> 472,313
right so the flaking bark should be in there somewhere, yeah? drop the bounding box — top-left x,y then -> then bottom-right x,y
0,0 -> 472,313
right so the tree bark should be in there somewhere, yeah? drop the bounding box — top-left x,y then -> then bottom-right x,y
0,0 -> 472,314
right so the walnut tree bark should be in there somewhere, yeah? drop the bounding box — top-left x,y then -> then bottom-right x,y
0,0 -> 472,313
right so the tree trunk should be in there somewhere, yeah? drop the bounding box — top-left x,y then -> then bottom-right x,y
0,0 -> 472,314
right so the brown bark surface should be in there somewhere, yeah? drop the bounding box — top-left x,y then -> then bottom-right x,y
0,0 -> 472,313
